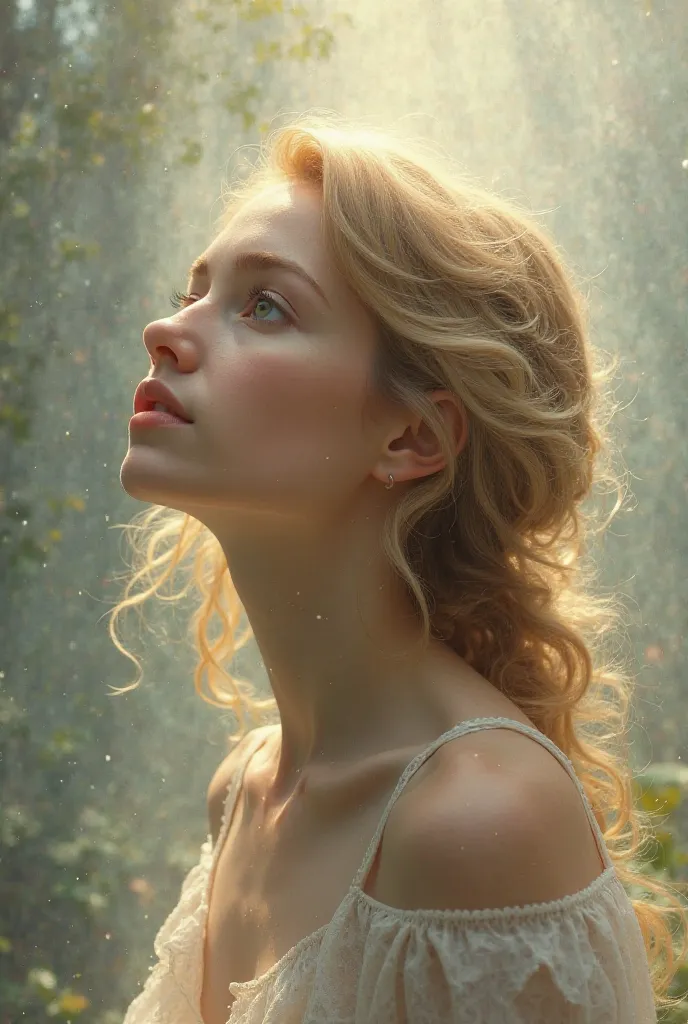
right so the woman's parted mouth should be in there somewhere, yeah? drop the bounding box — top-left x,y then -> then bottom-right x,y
133,378 -> 194,423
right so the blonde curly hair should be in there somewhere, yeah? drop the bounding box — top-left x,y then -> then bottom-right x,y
108,114 -> 688,1014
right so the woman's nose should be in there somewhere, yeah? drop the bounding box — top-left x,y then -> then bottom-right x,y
142,317 -> 198,372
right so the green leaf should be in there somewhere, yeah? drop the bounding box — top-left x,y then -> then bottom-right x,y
179,139 -> 203,166
12,199 -> 30,218
57,238 -> 101,263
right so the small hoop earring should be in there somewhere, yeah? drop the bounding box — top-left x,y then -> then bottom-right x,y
384,473 -> 394,490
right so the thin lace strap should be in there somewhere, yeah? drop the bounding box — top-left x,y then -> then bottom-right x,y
211,726 -> 272,864
352,715 -> 613,890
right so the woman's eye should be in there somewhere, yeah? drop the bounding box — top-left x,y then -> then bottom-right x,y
168,287 -> 291,325
245,287 -> 290,325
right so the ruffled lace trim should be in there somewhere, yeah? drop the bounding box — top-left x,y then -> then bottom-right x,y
122,839 -> 212,1024
122,720 -> 655,1024
225,868 -> 654,1024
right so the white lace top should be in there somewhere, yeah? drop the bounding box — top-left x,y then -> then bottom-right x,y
122,716 -> 656,1023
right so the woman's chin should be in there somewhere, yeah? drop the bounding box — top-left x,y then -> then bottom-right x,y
120,458 -> 180,509
119,458 -> 215,521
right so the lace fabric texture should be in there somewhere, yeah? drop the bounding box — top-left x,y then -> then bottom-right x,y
122,719 -> 657,1024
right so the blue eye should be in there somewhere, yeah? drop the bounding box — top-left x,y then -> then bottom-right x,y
246,287 -> 290,324
168,285 -> 292,324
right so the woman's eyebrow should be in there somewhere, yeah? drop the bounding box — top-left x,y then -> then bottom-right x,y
187,250 -> 331,308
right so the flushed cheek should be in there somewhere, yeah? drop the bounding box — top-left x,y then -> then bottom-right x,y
205,351 -> 371,488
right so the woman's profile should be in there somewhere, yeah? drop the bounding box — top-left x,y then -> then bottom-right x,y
111,114 -> 686,1022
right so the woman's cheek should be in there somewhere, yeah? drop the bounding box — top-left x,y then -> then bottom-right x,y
216,347 -> 364,425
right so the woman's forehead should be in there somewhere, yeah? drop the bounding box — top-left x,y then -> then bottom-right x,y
200,183 -> 351,310
219,180 -> 323,249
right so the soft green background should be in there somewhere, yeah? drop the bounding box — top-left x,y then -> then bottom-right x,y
1,1 -> 687,1020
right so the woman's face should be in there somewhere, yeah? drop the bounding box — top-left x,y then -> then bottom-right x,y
121,180 -> 394,530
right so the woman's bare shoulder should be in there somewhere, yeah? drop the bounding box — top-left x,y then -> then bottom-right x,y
206,723 -> 276,844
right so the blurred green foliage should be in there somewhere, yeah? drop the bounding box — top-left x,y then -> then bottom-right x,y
630,768 -> 688,1019
1,2 -> 686,1022
0,0 -> 345,1019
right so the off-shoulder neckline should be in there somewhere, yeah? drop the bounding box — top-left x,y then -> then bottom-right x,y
215,862 -> 621,998
202,715 -> 620,1002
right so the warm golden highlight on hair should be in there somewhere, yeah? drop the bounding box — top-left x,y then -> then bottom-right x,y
108,114 -> 687,1013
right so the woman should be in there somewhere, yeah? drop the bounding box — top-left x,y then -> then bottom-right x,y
113,115 -> 686,1023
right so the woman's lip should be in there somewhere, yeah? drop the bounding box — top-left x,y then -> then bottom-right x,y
129,410 -> 191,427
133,378 -> 193,422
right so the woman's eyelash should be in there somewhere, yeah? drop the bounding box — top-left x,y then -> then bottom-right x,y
168,285 -> 291,323
170,289 -> 193,309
